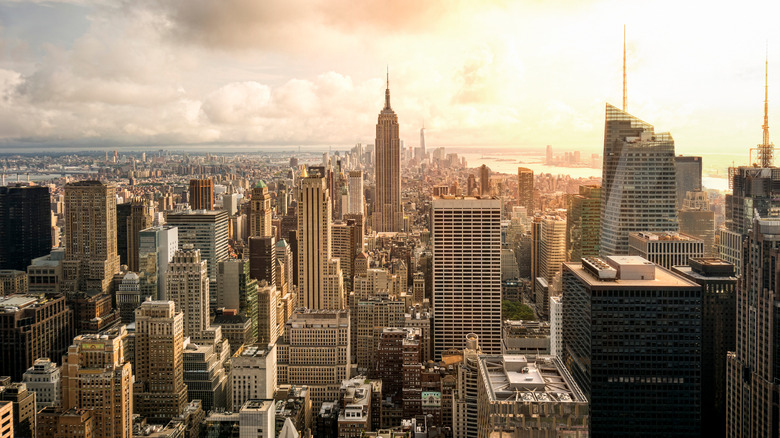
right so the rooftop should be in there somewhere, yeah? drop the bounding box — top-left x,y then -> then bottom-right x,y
478,355 -> 587,404
630,231 -> 700,242
567,257 -> 699,288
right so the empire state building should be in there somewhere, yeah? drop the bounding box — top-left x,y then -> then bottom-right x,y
372,71 -> 403,232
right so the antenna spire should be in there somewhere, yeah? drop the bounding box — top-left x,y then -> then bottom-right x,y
384,65 -> 391,110
622,25 -> 627,112
756,45 -> 774,168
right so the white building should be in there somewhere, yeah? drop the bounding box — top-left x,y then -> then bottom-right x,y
549,296 -> 562,358
239,399 -> 275,438
138,225 -> 179,301
348,171 -> 364,215
22,358 -> 60,407
167,246 -> 210,338
231,344 -> 277,411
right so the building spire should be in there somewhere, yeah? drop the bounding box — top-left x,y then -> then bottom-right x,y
623,24 -> 627,112
756,45 -> 774,167
384,65 -> 391,110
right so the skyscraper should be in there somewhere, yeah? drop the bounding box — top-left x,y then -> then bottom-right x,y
133,300 -> 188,423
348,171 -> 364,215
63,181 -> 121,294
599,104 -> 678,256
372,71 -> 403,233
479,164 -> 490,196
189,179 -> 214,210
167,247 -> 210,338
0,185 -> 51,271
126,200 -> 153,272
562,256 -> 701,436
138,225 -> 178,301
566,184 -> 601,262
166,209 -> 229,292
674,156 -> 702,208
432,196 -> 501,358
535,215 -> 566,318
517,167 -> 534,214
250,181 -> 272,238
727,216 -> 780,438
297,170 -> 344,310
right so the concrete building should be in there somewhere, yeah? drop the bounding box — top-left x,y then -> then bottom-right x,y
238,399 -> 275,438
276,309 -> 352,412
273,386 -> 311,437
404,309 -> 432,363
257,282 -> 279,346
566,184 -> 601,262
432,197 -> 501,358
0,294 -> 74,381
476,355 -> 589,437
354,296 -> 405,373
250,181 -> 272,238
231,344 -> 277,411
62,180 -> 121,294
213,309 -> 253,356
188,179 -> 214,211
674,155 -> 702,208
536,214 -> 566,319
166,210 -> 229,291
0,401 -> 11,438
37,407 -> 95,438
22,358 -> 60,408
453,334 -> 480,438
61,327 -> 133,438
549,296 -> 562,358
372,74 -> 403,233
0,382 -> 36,438
217,259 -> 258,341
501,320 -> 550,357
116,272 -> 141,323
338,378 -> 373,438
517,167 -> 534,214
348,171 -> 364,215
562,256 -> 701,436
126,200 -> 153,272
628,231 -> 704,269
27,252 -> 63,294
167,247 -> 210,339
133,300 -> 188,423
248,236 -> 276,287
0,270 -> 28,297
679,190 -> 716,255
182,336 -> 228,413
138,226 -> 178,301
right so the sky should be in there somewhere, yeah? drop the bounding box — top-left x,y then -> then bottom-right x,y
0,0 -> 778,161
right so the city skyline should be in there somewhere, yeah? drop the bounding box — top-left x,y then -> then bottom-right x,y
0,1 -> 777,160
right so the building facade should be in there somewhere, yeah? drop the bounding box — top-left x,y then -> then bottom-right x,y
372,75 -> 403,233
0,185 -> 51,271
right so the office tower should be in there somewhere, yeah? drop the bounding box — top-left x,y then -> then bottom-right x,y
465,174 -> 477,197
213,309 -> 252,356
248,236 -> 276,286
0,401 -> 12,438
0,294 -> 73,381
432,197 -> 501,358
230,344 -> 276,410
535,215 -> 566,319
516,167 -> 534,213
372,72 -> 403,233
68,290 -> 119,334
418,125 -> 426,160
167,247 -> 210,338
257,282 -> 279,345
239,400 -> 276,438
126,200 -> 153,272
331,219 -> 361,289
166,209 -> 229,290
479,164 -> 490,196
566,185 -> 601,262
189,179 -> 214,210
222,193 -> 238,216
250,181 -> 273,238
37,408 -> 94,438
217,259 -> 258,341
354,296 -> 406,373
348,171 -> 364,215
276,308 -> 352,412
562,256 -> 701,436
453,334 -> 480,438
0,186 -> 50,271
63,181 -> 121,294
297,171 -> 344,310
679,190 -> 715,255
628,231 -> 704,269
133,300 -> 188,422
600,105 -> 678,256
61,327 -> 133,438
22,358 -> 60,408
182,336 -> 228,412
116,202 -> 131,267
115,272 -> 141,323
672,258 -> 736,438
0,270 -> 27,296
138,225 -> 178,301
674,155 -> 702,208
476,355 -> 589,437
549,296 -> 562,358
727,216 -> 780,438
0,382 -> 36,438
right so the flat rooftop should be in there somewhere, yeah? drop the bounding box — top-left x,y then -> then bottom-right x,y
565,260 -> 699,288
630,231 -> 700,242
0,296 -> 38,311
478,355 -> 587,404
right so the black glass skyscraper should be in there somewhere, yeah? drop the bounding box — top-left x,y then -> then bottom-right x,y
0,185 -> 51,271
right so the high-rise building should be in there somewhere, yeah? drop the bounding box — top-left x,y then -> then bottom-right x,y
116,272 -> 141,323
257,281 -> 279,346
674,155 -> 702,208
432,197 -> 501,358
61,327 -> 133,438
727,216 -> 780,438
167,247 -> 210,339
230,344 -> 276,410
133,300 -> 188,423
37,407 -> 94,438
0,294 -> 74,381
250,181 -> 273,238
549,296 -> 562,358
331,219 -> 361,289
126,200 -> 153,272
562,256 -> 701,436
276,308 -> 352,412
679,190 -> 715,255
0,382 -> 36,438
672,258 -> 736,438
212,309 -> 252,356
138,226 -> 178,301
476,355 -> 589,437
63,181 -> 121,294
297,171 -> 344,310
628,231 -> 704,269
348,171 -> 364,215
535,215 -> 566,319
453,334 -> 480,438
0,270 -> 27,296
248,236 -> 276,286
372,73 -> 403,233
238,400 -> 276,438
166,209 -> 229,291
516,167 -> 534,214
600,105 -> 678,256
566,185 -> 601,262
354,296 -> 406,373
22,358 -> 60,408
0,400 -> 12,438
0,185 -> 51,271
116,203 -> 132,267
217,259 -> 258,342
479,164 -> 490,196
189,179 -> 214,210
